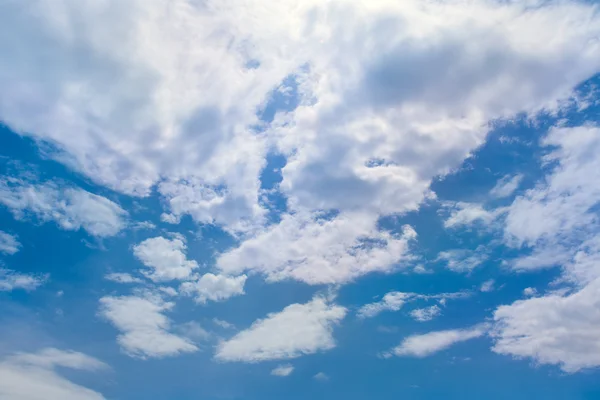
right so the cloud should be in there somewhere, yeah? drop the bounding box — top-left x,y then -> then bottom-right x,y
480,279 -> 495,293
0,268 -> 47,291
180,273 -> 247,303
104,272 -> 144,284
99,293 -> 197,358
388,325 -> 488,358
0,231 -> 20,255
0,178 -> 126,237
490,174 -> 523,199
215,296 -> 346,362
213,318 -> 235,329
444,203 -> 501,229
174,321 -> 211,342
357,292 -> 411,319
410,305 -> 442,322
313,372 -> 329,381
133,236 -> 198,282
218,212 -> 417,285
492,277 -> 600,373
271,364 -> 294,377
0,348 -> 107,400
522,287 -> 538,297
436,247 -> 488,273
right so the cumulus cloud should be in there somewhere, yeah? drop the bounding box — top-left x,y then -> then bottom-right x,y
99,294 -> 197,358
0,348 -> 108,400
218,212 -> 417,285
492,278 -> 600,373
410,305 -> 442,322
104,272 -> 144,284
180,273 -> 247,303
388,325 -> 488,358
271,364 -> 294,377
436,247 -> 488,273
480,279 -> 495,293
215,296 -> 346,362
133,236 -> 198,282
0,178 -> 126,237
357,292 -> 412,319
444,203 -> 501,229
0,268 -> 47,291
213,318 -> 235,329
490,174 -> 523,199
0,231 -> 20,255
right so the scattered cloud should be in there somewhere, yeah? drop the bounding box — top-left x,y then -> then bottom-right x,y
99,293 -> 197,359
104,273 -> 144,284
444,203 -> 501,229
0,178 -> 127,237
0,348 -> 108,399
357,292 -> 411,319
480,279 -> 495,293
388,325 -> 488,358
215,296 -> 346,362
0,230 -> 20,255
436,247 -> 488,273
490,174 -> 523,199
313,372 -> 329,382
271,364 -> 294,377
410,305 -> 442,322
522,287 -> 538,297
0,268 -> 46,291
213,318 -> 235,329
180,273 -> 247,303
133,236 -> 198,282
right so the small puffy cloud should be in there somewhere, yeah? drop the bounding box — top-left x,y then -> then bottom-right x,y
357,292 -> 411,319
99,294 -> 197,359
271,364 -> 294,377
0,178 -> 127,237
480,279 -> 495,293
180,273 -> 246,303
133,236 -> 198,282
522,287 -> 538,297
492,277 -> 600,373
0,268 -> 46,291
313,372 -> 329,381
490,174 -> 523,199
389,325 -> 488,358
213,318 -> 235,329
413,265 -> 432,274
444,203 -> 501,229
436,247 -> 488,273
215,297 -> 347,362
410,305 -> 442,322
218,212 -> 417,285
0,348 -> 108,400
104,272 -> 143,284
0,231 -> 20,255
175,321 -> 211,342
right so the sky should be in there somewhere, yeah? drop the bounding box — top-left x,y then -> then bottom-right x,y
1,0 -> 600,399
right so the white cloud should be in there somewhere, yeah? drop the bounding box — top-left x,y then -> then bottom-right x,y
133,236 -> 198,282
271,364 -> 294,377
218,212 -> 417,285
0,348 -> 107,400
410,305 -> 442,322
104,272 -> 143,284
480,279 -> 495,293
213,318 -> 235,329
0,178 -> 126,237
0,0 -> 597,271
444,203 -> 501,229
175,321 -> 211,342
180,273 -> 247,303
492,277 -> 600,373
490,174 -> 523,199
0,268 -> 46,291
357,292 -> 411,319
0,231 -> 20,255
313,372 -> 329,381
215,296 -> 346,362
389,325 -> 488,358
436,247 -> 488,273
522,287 -> 538,297
99,294 -> 197,359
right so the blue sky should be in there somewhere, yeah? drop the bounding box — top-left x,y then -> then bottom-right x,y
2,1 -> 600,399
